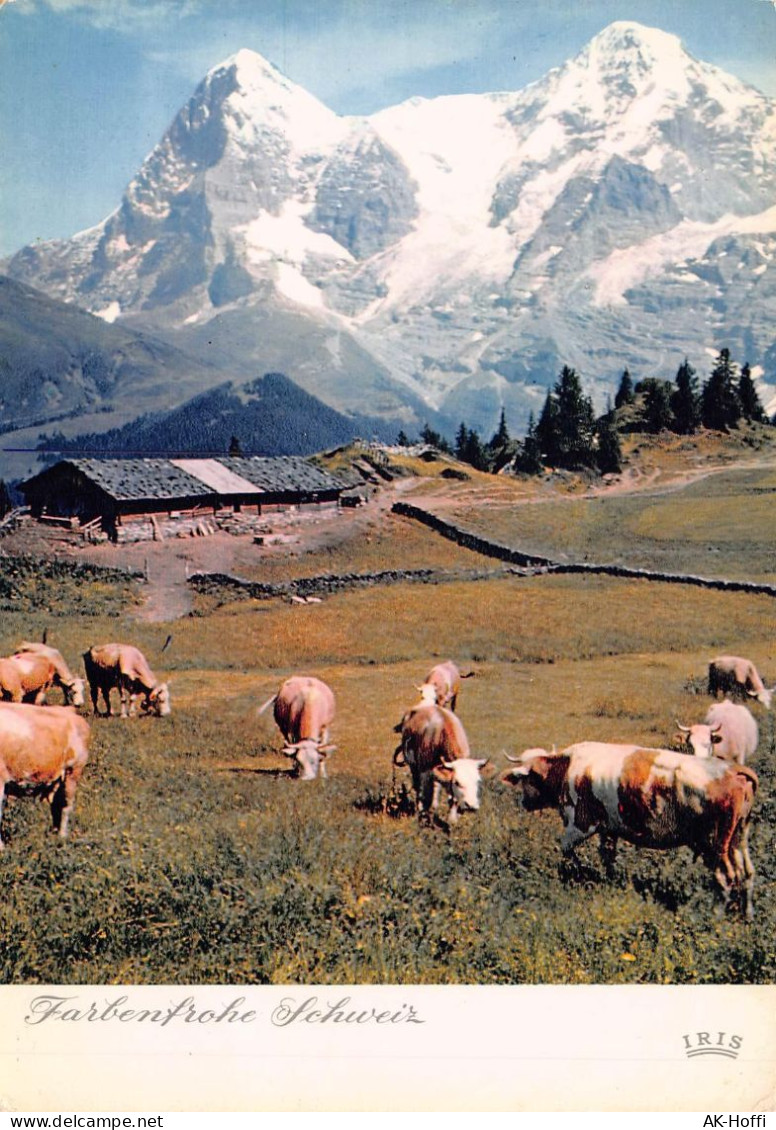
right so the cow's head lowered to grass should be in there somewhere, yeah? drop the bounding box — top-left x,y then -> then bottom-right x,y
139,682 -> 172,717
282,739 -> 336,780
432,758 -> 489,822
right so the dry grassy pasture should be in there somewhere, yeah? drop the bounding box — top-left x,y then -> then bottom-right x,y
0,454 -> 773,985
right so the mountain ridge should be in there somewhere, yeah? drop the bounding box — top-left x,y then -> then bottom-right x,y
4,20 -> 775,437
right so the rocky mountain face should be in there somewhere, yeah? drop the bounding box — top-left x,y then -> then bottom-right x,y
0,274 -> 227,433
5,22 -> 775,438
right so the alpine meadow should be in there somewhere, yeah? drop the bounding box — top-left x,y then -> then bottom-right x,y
0,7 -> 775,995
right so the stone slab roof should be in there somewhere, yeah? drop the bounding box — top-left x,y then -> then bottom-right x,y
27,457 -> 344,501
66,458 -> 211,501
218,456 -> 344,493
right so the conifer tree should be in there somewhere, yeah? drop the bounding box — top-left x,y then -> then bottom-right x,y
554,365 -> 596,468
595,411 -> 622,475
489,408 -> 510,450
702,349 -> 741,430
614,368 -> 635,409
514,412 -> 543,475
642,379 -> 673,433
455,422 -> 469,462
670,358 -> 701,434
420,423 -> 452,453
737,362 -> 766,423
536,391 -> 560,466
463,428 -> 487,470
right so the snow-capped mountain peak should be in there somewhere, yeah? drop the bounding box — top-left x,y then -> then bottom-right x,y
206,47 -> 348,155
4,21 -> 775,440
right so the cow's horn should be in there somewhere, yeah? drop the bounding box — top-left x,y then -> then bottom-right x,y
676,720 -> 691,733
282,744 -> 299,757
504,752 -> 522,762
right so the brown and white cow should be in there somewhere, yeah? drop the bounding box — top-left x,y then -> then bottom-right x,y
13,643 -> 85,707
83,644 -> 171,718
675,700 -> 759,765
502,741 -> 758,918
708,655 -> 773,709
416,661 -> 474,713
0,703 -> 90,846
393,702 -> 488,823
258,675 -> 336,780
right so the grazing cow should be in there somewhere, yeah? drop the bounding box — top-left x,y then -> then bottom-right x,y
0,652 -> 84,708
417,661 -> 474,713
393,702 -> 488,823
675,700 -> 759,765
13,643 -> 85,707
0,703 -> 90,846
708,656 -> 773,709
83,644 -> 171,718
501,742 -> 758,918
258,676 -> 336,780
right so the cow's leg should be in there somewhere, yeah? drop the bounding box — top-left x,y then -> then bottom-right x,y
598,833 -> 619,877
416,771 -> 433,822
733,824 -> 755,921
97,683 -> 113,716
50,779 -> 67,835
51,770 -> 79,839
560,813 -> 594,855
712,864 -> 733,915
711,844 -> 738,915
119,683 -> 129,718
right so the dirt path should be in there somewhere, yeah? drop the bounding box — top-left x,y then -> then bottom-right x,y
137,552 -> 193,622
4,456 -> 772,623
90,475 -> 420,622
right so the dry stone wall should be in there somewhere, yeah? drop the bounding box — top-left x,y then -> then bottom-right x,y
391,501 -> 776,598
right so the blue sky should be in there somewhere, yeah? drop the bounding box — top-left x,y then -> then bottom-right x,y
1,0 -> 774,258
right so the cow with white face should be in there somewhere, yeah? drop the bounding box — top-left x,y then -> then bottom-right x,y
259,676 -> 336,780
675,700 -> 759,765
83,644 -> 170,718
416,660 -> 474,713
394,702 -> 488,824
502,741 -> 758,918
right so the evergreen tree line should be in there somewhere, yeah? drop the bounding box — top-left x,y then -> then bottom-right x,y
614,349 -> 767,436
398,348 -> 770,477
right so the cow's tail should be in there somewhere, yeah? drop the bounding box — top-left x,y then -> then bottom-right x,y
461,670 -> 476,680
258,694 -> 277,717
